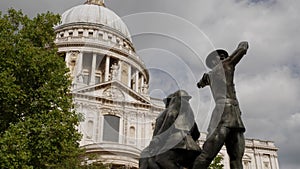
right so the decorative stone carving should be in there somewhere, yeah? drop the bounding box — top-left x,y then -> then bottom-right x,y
103,86 -> 125,101
111,62 -> 119,80
100,108 -> 123,118
68,51 -> 80,76
141,82 -> 149,95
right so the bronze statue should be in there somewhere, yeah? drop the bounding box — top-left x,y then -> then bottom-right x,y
139,146 -> 161,169
139,92 -> 175,169
140,90 -> 201,169
139,93 -> 174,169
193,41 -> 249,169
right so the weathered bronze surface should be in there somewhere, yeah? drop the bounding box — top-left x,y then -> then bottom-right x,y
193,41 -> 249,169
139,90 -> 201,169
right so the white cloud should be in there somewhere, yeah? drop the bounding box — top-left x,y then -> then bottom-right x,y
235,66 -> 300,169
237,67 -> 300,119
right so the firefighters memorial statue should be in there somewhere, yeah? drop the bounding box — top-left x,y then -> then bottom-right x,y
139,41 -> 249,169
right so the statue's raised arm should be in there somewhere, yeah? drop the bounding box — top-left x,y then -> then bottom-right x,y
227,41 -> 249,66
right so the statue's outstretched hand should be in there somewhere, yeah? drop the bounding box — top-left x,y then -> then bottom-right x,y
238,41 -> 249,50
197,82 -> 202,88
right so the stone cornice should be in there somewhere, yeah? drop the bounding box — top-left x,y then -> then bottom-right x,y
82,142 -> 141,158
55,22 -> 132,47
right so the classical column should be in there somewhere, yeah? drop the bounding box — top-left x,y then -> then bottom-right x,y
75,51 -> 83,80
254,152 -> 262,169
270,154 -> 279,169
127,65 -> 131,87
76,52 -> 83,75
119,116 -> 123,144
274,155 -> 279,169
141,75 -> 144,89
259,153 -> 264,169
135,70 -> 139,92
105,55 -> 110,81
90,53 -> 97,85
96,110 -> 101,142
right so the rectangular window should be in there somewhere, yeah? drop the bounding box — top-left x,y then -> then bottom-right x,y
103,115 -> 120,142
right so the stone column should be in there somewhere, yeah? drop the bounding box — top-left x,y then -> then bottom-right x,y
119,117 -> 123,144
90,53 -> 97,85
96,111 -> 101,142
127,65 -> 131,87
141,75 -> 144,89
76,52 -> 84,83
135,70 -> 139,92
274,155 -> 279,169
259,153 -> 264,169
270,154 -> 279,169
254,152 -> 262,169
76,52 -> 83,75
105,55 -> 110,81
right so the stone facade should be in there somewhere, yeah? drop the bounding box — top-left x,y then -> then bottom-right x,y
55,1 -> 164,168
55,1 -> 279,168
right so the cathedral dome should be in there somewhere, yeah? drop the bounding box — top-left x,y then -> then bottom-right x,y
60,2 -> 131,41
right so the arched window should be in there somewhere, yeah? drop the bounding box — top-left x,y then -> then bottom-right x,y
103,115 -> 120,142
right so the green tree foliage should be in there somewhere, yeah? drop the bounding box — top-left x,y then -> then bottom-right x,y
0,9 -> 82,168
209,155 -> 224,169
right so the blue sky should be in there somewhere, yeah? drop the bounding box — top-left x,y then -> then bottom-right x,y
1,0 -> 299,168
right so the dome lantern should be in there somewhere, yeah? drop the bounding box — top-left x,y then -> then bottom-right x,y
84,0 -> 105,6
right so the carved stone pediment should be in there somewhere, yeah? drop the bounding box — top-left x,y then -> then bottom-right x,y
102,86 -> 125,101
73,81 -> 151,105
